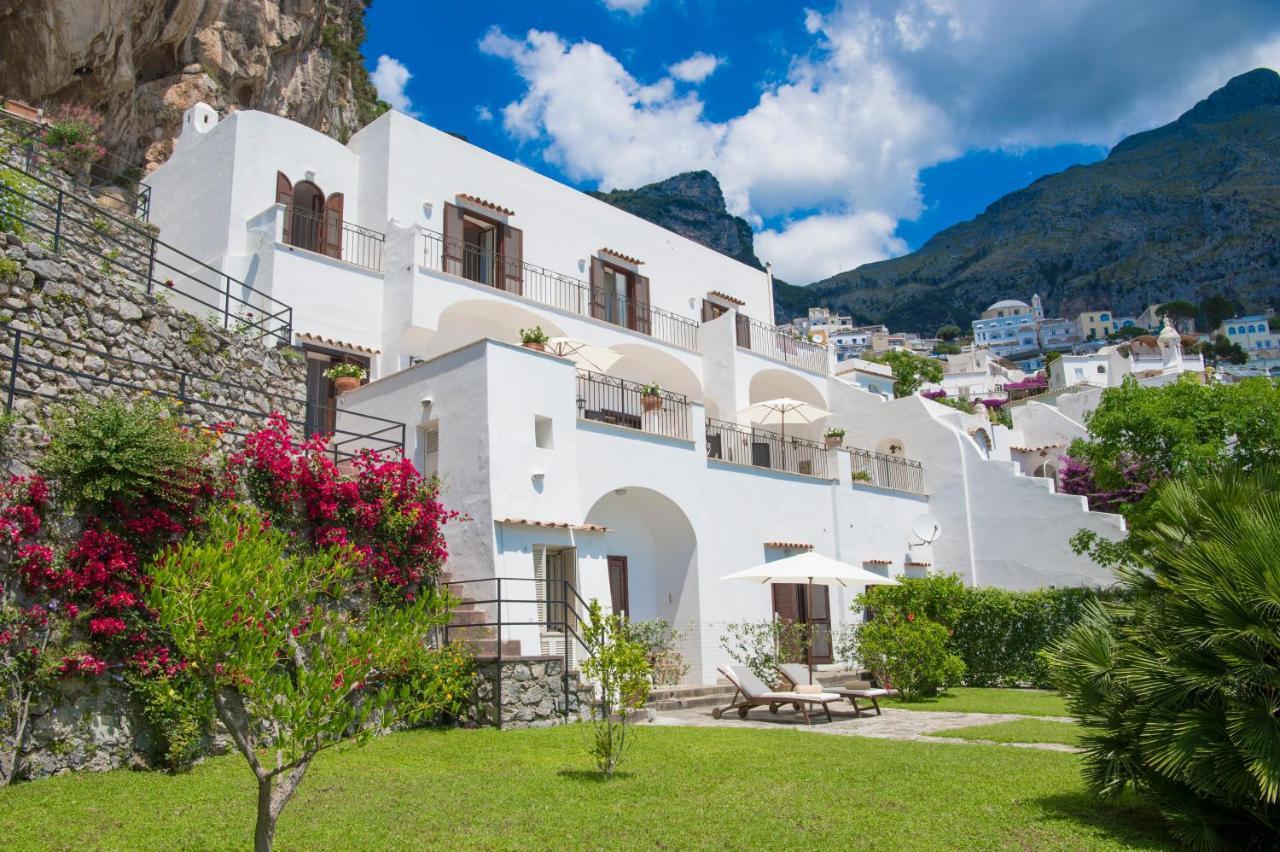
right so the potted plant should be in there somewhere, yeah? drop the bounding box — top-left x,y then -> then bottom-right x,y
520,326 -> 550,351
823,427 -> 846,449
324,363 -> 367,395
640,382 -> 663,412
851,470 -> 872,483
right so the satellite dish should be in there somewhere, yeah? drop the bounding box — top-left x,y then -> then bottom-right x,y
911,513 -> 942,544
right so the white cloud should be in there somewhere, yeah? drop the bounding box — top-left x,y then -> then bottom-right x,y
474,105 -> 494,122
756,212 -> 909,283
481,3 -> 1280,283
669,52 -> 721,84
600,0 -> 650,14
370,55 -> 418,117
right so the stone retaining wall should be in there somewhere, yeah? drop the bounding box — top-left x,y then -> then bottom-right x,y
470,657 -> 593,729
1,234 -> 306,474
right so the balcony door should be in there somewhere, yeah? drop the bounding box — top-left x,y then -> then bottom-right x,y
303,346 -> 369,438
590,257 -> 651,335
442,203 -> 523,294
771,582 -> 832,666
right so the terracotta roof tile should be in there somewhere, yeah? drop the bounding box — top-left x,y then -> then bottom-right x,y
295,331 -> 380,355
764,541 -> 814,550
708,290 -> 746,306
599,247 -> 644,266
497,517 -> 609,533
457,193 -> 515,216
863,558 -> 893,565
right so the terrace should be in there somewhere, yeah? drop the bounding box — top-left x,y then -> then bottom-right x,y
735,312 -> 830,373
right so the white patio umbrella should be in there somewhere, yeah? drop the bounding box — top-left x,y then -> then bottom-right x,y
721,551 -> 899,682
736,397 -> 832,441
544,337 -> 622,374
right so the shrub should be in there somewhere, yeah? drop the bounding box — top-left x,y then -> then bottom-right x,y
580,599 -> 651,777
854,614 -> 964,701
623,618 -> 689,686
1047,467 -> 1280,849
858,575 -> 1105,688
149,505 -> 458,851
719,619 -> 808,684
42,105 -> 105,165
38,395 -> 212,511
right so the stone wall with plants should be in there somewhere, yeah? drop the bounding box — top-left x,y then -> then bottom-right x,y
0,234 -> 306,474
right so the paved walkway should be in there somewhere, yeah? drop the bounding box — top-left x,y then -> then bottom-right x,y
647,704 -> 1081,753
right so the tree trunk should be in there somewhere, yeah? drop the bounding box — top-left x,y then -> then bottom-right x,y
255,777 -> 277,852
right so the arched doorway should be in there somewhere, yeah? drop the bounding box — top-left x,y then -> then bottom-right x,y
276,171 -> 343,259
584,487 -> 698,644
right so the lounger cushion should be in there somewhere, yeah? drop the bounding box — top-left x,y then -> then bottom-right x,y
761,690 -> 842,703
836,687 -> 890,698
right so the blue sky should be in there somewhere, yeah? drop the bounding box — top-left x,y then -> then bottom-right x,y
364,0 -> 1280,284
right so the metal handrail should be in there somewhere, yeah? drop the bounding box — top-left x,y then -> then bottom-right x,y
575,369 -> 691,440
705,417 -> 834,478
419,228 -> 700,351
847,447 -> 926,493
438,576 -> 592,729
735,312 -> 829,373
0,110 -> 151,220
0,160 -> 293,346
1,326 -> 404,460
284,206 -> 385,272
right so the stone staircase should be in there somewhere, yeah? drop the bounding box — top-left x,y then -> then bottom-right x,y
645,668 -> 875,712
439,571 -> 520,660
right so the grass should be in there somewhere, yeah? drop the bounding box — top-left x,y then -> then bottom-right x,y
888,687 -> 1069,716
0,725 -> 1172,850
931,718 -> 1084,747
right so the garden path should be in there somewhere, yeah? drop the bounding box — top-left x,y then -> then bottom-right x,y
648,706 -> 1081,753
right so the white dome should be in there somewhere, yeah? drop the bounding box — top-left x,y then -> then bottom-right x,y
987,299 -> 1031,311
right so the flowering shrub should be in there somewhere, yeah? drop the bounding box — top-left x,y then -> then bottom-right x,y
1004,375 -> 1048,391
42,105 -> 106,166
1057,455 -> 1152,513
921,389 -> 948,400
229,414 -> 457,597
854,613 -> 965,701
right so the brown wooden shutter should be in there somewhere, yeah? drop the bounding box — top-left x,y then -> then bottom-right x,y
275,172 -> 293,244
809,585 -> 833,664
607,556 -> 628,618
442,202 -> 464,276
589,256 -> 608,321
735,311 -> 752,348
631,273 -> 652,336
772,583 -> 800,624
702,299 -> 728,322
323,192 -> 344,260
501,224 -> 523,295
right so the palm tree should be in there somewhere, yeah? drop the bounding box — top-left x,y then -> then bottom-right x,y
1047,466 -> 1280,850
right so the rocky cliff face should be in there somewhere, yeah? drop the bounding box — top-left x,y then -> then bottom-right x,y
0,0 -> 384,170
793,68 -> 1280,332
590,171 -> 766,271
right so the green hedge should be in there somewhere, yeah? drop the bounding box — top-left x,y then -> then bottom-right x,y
858,575 -> 1109,688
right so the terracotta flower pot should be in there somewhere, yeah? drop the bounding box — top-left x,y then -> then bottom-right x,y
641,394 -> 663,412
824,435 -> 843,449
333,376 -> 360,395
523,341 -> 545,352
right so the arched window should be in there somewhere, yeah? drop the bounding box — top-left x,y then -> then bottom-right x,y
275,172 -> 344,260
1248,324 -> 1257,334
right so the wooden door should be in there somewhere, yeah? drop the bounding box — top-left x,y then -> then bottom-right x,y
807,585 -> 833,664
771,582 -> 832,665
607,555 -> 629,619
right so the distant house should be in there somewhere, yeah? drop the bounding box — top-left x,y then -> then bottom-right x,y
1217,314 -> 1280,365
971,299 -> 1038,356
1049,323 -> 1205,389
1138,303 -> 1194,334
1075,310 -> 1117,340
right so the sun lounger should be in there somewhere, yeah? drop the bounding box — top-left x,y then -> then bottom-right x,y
713,664 -> 841,724
778,663 -> 891,717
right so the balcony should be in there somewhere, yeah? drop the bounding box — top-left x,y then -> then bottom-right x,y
848,447 -> 925,494
576,370 -> 691,441
735,313 -> 829,373
705,418 -> 833,478
285,207 -> 385,272
420,229 -> 699,351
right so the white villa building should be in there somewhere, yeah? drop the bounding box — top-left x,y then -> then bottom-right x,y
144,104 -> 1125,684
1048,321 -> 1206,391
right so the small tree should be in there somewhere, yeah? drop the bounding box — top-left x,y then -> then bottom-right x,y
580,600 -> 650,777
148,506 -> 458,851
863,349 -> 944,398
936,324 -> 963,341
719,618 -> 809,684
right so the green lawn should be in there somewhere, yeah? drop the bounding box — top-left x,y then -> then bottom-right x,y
888,687 -> 1070,716
0,725 -> 1171,850
931,718 -> 1084,747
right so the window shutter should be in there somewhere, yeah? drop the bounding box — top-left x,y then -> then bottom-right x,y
735,311 -> 752,348
421,423 -> 439,478
632,273 -> 652,336
702,299 -> 728,322
532,544 -> 547,628
323,192 -> 344,260
275,172 -> 293,244
500,224 -> 523,295
772,583 -> 800,623
589,257 -> 607,321
607,556 -> 628,618
442,203 -> 464,276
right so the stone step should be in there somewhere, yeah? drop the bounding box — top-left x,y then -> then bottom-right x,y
446,608 -> 486,626
647,692 -> 736,712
